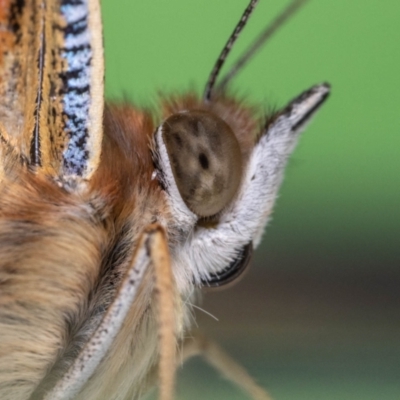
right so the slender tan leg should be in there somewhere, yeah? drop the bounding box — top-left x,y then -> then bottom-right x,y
150,226 -> 177,400
182,333 -> 273,400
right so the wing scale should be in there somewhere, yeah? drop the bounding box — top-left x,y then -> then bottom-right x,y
0,0 -> 104,181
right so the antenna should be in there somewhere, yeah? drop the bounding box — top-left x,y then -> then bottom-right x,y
218,0 -> 309,91
203,0 -> 259,102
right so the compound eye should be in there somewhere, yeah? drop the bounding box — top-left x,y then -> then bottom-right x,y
162,110 -> 242,217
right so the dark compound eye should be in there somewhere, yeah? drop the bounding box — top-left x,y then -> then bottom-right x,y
161,110 -> 242,217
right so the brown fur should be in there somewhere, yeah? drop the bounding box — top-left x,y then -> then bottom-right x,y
0,94 -> 259,399
0,103 -> 162,399
0,160 -> 108,399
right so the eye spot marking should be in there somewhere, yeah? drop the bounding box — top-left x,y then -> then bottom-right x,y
188,119 -> 200,136
170,155 -> 182,178
198,153 -> 209,170
172,133 -> 183,148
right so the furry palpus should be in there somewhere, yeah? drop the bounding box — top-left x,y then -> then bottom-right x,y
0,0 -> 329,399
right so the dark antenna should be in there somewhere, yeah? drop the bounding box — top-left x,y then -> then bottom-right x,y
203,0 -> 259,102
218,0 -> 309,91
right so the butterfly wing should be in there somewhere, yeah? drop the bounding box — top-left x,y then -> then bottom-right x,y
0,0 -> 103,180
0,1 -> 108,399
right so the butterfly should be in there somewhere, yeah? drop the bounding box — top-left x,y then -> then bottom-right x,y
0,0 -> 330,399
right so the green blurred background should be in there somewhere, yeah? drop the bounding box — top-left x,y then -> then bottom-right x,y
101,0 -> 400,399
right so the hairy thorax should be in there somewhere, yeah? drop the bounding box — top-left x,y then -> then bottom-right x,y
0,103 -> 189,400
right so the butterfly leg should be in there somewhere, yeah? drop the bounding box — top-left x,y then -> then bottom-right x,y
41,224 -> 177,400
182,333 -> 273,400
150,225 -> 177,400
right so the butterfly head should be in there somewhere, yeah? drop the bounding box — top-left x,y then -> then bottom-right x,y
149,1 -> 330,293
